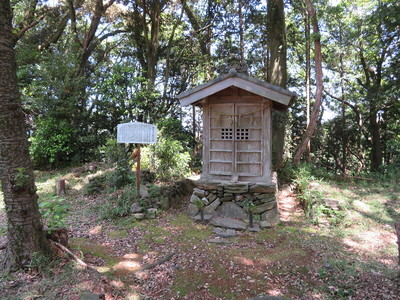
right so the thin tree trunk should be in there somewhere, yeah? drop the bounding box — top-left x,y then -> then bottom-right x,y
305,9 -> 311,162
293,0 -> 323,165
0,0 -> 51,271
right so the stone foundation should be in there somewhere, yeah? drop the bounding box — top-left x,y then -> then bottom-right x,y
187,177 -> 279,228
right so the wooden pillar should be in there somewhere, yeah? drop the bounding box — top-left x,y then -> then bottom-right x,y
56,179 -> 66,196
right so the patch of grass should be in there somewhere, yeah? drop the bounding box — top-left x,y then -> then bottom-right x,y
70,238 -> 118,266
108,230 -> 128,239
111,216 -> 138,229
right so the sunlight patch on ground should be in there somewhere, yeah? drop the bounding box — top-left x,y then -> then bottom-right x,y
352,199 -> 371,213
236,256 -> 255,266
88,225 -> 102,235
343,230 -> 397,253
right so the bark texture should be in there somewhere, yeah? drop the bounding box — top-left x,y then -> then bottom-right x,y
292,0 -> 323,165
267,0 -> 288,168
0,0 -> 51,271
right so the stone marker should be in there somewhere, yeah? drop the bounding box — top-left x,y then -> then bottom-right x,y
213,227 -> 238,238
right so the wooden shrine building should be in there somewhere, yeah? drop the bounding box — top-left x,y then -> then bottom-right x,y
178,68 -> 296,185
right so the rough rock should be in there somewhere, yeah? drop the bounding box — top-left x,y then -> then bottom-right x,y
216,202 -> 248,219
190,194 -> 201,203
193,214 -> 213,221
132,213 -> 145,220
220,193 -> 234,202
195,179 -> 222,191
206,193 -> 217,202
160,196 -> 169,210
147,208 -> 158,214
255,194 -> 276,203
187,203 -> 199,216
139,185 -> 150,198
252,201 -> 277,214
224,183 -> 249,194
203,198 -> 221,216
213,227 -> 239,237
130,202 -> 143,213
260,221 -> 272,228
210,216 -> 247,230
201,197 -> 209,205
261,207 -> 280,225
193,188 -> 206,198
247,225 -> 261,232
249,183 -> 276,193
80,292 -> 104,300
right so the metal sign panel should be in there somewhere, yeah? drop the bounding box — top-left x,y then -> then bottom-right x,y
117,122 -> 157,144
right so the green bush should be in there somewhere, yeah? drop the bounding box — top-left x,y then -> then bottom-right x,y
98,186 -> 138,220
39,196 -> 69,232
30,117 -> 76,168
141,136 -> 191,181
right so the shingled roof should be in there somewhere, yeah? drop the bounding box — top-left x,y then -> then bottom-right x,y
177,69 -> 296,107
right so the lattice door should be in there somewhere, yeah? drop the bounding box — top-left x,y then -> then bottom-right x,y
208,103 -> 263,179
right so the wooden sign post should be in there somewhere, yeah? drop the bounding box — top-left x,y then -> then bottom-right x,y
117,122 -> 157,198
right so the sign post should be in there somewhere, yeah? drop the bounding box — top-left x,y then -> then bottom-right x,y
117,122 -> 157,197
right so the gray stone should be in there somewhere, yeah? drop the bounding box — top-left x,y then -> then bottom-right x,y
201,197 -> 209,205
213,227 -> 238,237
147,208 -> 157,214
260,221 -> 272,228
261,207 -> 280,225
190,194 -> 201,203
132,213 -> 145,220
210,216 -> 247,230
130,202 -> 143,213
255,194 -> 276,202
195,179 -> 222,191
216,202 -> 248,219
249,183 -> 276,193
160,196 -> 169,209
203,198 -> 221,216
187,203 -> 199,216
247,225 -> 261,232
193,188 -> 206,197
206,193 -> 217,202
208,238 -> 233,244
220,193 -> 234,202
252,201 -> 277,214
80,292 -> 104,300
139,185 -> 150,198
193,214 -> 213,221
235,194 -> 245,201
224,182 -> 249,194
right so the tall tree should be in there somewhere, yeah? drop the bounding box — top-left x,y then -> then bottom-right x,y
267,0 -> 287,167
0,0 -> 51,271
292,0 -> 323,164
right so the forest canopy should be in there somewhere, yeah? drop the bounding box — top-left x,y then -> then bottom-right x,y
11,0 -> 400,174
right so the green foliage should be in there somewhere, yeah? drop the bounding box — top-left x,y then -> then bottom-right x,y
29,117 -> 76,169
84,174 -> 106,195
28,252 -> 54,274
39,196 -> 69,232
98,186 -> 138,220
141,136 -> 191,181
293,164 -> 345,225
100,138 -> 134,189
14,168 -> 30,188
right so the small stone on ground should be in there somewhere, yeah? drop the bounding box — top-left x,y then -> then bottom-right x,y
210,216 -> 247,230
213,227 -> 239,237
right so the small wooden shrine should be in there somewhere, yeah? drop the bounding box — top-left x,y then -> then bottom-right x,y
177,68 -> 296,227
178,69 -> 295,184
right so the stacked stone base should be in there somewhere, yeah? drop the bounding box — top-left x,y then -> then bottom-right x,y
187,179 -> 279,228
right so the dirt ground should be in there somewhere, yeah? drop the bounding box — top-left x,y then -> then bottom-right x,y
1,172 -> 399,300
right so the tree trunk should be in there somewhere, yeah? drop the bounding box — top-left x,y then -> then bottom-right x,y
0,0 -> 51,271
292,0 -> 323,165
267,0 -> 288,168
305,9 -> 311,162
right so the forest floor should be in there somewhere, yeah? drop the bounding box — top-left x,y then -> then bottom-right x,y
0,167 -> 399,300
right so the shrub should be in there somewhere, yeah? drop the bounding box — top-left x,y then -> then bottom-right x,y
141,136 -> 190,181
39,196 -> 69,232
98,186 -> 138,220
30,117 -> 76,168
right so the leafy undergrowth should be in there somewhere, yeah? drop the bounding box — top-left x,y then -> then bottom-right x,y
0,167 -> 399,299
